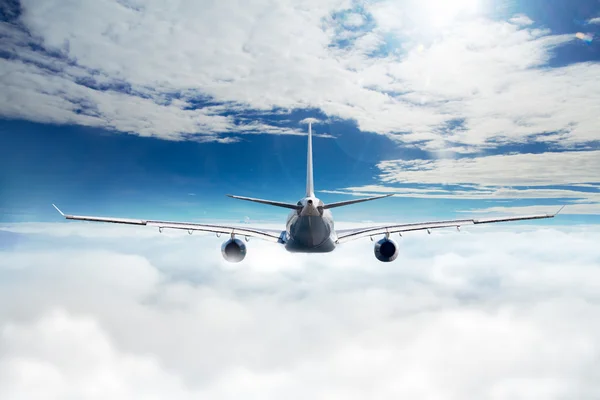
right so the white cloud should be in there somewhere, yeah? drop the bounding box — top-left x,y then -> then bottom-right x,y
322,186 -> 600,202
587,17 -> 600,25
1,223 -> 600,398
0,55 -> 309,140
341,12 -> 365,28
0,58 -> 242,141
369,23 -> 599,149
509,14 -> 534,26
376,151 -> 600,186
458,204 -> 600,216
326,150 -> 600,214
1,1 -> 598,149
0,309 -> 194,400
300,117 -> 321,125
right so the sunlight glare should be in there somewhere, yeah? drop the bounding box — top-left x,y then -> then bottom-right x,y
420,0 -> 482,28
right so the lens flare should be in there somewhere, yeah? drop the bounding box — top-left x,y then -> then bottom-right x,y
575,32 -> 594,43
422,0 -> 481,28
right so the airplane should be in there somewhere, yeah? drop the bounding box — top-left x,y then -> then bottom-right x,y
52,122 -> 563,263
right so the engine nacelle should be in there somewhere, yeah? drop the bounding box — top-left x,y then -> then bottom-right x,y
374,238 -> 399,262
221,238 -> 247,263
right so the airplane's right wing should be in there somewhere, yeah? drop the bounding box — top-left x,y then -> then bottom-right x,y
335,207 -> 564,244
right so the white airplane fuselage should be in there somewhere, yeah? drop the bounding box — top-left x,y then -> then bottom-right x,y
284,195 -> 337,252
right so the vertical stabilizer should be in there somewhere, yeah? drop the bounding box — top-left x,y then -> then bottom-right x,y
306,122 -> 314,197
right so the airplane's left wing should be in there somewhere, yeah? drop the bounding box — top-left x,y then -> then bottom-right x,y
335,207 -> 564,244
52,204 -> 286,243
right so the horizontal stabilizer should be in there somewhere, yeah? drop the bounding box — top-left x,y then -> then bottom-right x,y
323,194 -> 393,209
227,195 -> 301,210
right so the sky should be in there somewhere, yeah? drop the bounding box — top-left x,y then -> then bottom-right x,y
1,0 -> 599,224
1,0 -> 600,398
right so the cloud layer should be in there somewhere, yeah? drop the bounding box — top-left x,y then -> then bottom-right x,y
1,0 -> 599,149
1,222 -> 600,398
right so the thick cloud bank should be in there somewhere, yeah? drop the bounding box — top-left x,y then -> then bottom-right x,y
1,223 -> 600,399
2,0 -> 599,148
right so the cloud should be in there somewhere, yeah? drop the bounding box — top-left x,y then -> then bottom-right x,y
0,56 -> 308,141
323,186 -> 600,202
300,118 -> 321,125
375,151 -> 600,187
0,59 -> 241,141
588,17 -> 600,25
1,1 -> 598,150
1,222 -> 600,398
341,12 -> 365,28
458,204 -> 600,216
0,309 -> 195,400
326,150 -> 600,214
0,18 -> 306,140
509,14 -> 534,27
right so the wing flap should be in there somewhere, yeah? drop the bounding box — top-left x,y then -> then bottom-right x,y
145,221 -> 284,242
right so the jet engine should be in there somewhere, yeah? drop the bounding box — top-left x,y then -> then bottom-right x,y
374,238 -> 399,262
221,238 -> 247,263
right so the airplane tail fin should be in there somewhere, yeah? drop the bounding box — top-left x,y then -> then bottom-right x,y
306,121 -> 314,197
226,121 -> 315,210
323,194 -> 393,209
226,195 -> 301,210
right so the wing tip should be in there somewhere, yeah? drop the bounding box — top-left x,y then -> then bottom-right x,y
554,205 -> 566,216
52,203 -> 65,217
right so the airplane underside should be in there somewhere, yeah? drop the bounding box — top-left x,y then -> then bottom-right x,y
284,237 -> 336,253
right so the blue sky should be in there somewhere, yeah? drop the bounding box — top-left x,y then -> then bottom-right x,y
1,0 -> 600,225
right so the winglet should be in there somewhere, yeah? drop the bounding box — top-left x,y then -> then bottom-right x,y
52,204 -> 65,217
553,205 -> 566,216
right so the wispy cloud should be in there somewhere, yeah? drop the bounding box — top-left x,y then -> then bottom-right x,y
375,151 -> 600,187
326,150 -> 600,214
509,14 -> 534,26
458,204 -> 600,216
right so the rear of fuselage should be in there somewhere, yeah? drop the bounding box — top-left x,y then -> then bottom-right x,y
284,208 -> 336,253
